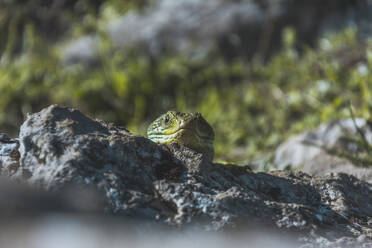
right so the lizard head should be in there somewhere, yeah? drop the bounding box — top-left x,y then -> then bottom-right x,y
147,111 -> 214,160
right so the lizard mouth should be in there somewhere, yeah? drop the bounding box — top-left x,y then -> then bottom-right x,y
176,127 -> 213,140
148,127 -> 213,144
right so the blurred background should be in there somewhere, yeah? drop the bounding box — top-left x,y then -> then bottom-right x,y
1,0 -> 372,164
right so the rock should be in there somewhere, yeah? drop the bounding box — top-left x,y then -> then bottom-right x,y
1,216 -> 371,248
0,133 -> 20,177
0,177 -> 103,219
0,216 -> 303,248
62,0 -> 263,64
274,118 -> 372,183
0,105 -> 370,246
62,0 -> 372,65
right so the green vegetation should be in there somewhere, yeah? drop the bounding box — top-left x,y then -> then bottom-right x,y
1,2 -> 371,164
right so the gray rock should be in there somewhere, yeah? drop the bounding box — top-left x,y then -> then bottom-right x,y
61,36 -> 99,66
0,133 -> 20,177
274,118 -> 372,183
0,216 -> 301,248
0,177 -> 103,219
5,105 -> 369,246
62,0 -> 372,65
1,215 -> 372,248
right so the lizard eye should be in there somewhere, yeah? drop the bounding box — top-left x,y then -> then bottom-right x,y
164,116 -> 170,124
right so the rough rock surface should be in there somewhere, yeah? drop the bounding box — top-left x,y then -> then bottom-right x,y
275,118 -> 372,183
0,105 -> 371,247
0,133 -> 20,177
62,0 -> 372,65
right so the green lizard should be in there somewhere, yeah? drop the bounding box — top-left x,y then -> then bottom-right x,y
147,111 -> 215,160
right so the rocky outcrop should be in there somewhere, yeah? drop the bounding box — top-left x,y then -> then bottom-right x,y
274,118 -> 372,183
62,0 -> 372,65
0,105 -> 371,247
